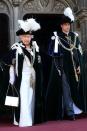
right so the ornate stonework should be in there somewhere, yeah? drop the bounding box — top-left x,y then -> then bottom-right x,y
21,0 -> 70,14
39,0 -> 49,8
0,1 -> 9,13
53,1 -> 66,13
23,0 -> 35,12
76,9 -> 87,21
12,0 -> 20,6
21,0 -> 53,14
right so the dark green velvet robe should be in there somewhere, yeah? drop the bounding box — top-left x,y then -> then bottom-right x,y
45,31 -> 83,120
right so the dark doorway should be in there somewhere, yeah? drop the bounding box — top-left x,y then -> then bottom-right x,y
0,13 -> 10,58
23,13 -> 62,88
0,14 -> 11,123
23,14 -> 62,52
23,14 -> 62,89
23,14 -> 62,123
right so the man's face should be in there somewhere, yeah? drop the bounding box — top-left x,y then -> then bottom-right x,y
61,23 -> 71,34
19,34 -> 32,46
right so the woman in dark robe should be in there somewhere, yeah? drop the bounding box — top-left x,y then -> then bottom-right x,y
0,18 -> 43,127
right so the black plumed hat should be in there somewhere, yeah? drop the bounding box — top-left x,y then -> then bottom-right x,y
60,14 -> 72,25
60,7 -> 74,25
16,18 -> 41,36
16,29 -> 32,36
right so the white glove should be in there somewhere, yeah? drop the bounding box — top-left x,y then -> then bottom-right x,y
9,65 -> 15,85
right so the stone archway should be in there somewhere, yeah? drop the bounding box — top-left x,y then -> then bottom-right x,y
19,0 -> 78,29
0,0 -> 14,47
19,0 -> 76,18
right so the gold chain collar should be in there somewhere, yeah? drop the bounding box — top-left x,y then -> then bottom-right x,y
59,35 -> 77,52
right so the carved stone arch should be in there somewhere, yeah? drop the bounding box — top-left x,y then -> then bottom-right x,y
0,0 -> 14,19
0,1 -> 9,15
19,0 -> 77,19
19,0 -> 78,36
53,0 -> 77,13
19,0 -> 54,18
52,0 -> 67,13
19,0 -> 66,17
0,0 -> 14,45
64,0 -> 75,8
0,0 -> 14,44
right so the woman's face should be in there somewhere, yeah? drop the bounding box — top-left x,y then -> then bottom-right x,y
19,34 -> 32,47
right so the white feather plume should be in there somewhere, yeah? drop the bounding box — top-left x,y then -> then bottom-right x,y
18,18 -> 41,32
27,18 -> 41,31
64,7 -> 74,22
18,20 -> 29,32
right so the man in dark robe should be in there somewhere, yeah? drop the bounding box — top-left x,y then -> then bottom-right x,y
45,7 -> 83,121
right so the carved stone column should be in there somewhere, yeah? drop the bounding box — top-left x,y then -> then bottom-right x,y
76,9 -> 87,50
12,0 -> 21,42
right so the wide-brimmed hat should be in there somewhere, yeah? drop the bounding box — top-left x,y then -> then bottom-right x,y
16,18 -> 41,36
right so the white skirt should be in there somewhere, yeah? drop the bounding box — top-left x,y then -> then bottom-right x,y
19,67 -> 35,127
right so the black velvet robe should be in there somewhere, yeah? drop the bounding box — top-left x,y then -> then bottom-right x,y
0,42 -> 44,124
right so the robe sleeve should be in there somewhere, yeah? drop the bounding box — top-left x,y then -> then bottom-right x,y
0,49 -> 16,105
73,36 -> 83,68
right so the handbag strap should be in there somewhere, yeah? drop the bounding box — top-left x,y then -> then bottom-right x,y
6,83 -> 19,97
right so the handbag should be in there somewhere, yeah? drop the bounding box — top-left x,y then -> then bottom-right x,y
5,84 -> 19,107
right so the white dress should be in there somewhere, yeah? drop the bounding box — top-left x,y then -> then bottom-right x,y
18,55 -> 35,127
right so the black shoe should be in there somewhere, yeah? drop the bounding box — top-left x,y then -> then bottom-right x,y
68,115 -> 75,121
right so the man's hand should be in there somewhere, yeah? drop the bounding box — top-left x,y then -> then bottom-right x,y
76,66 -> 80,75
